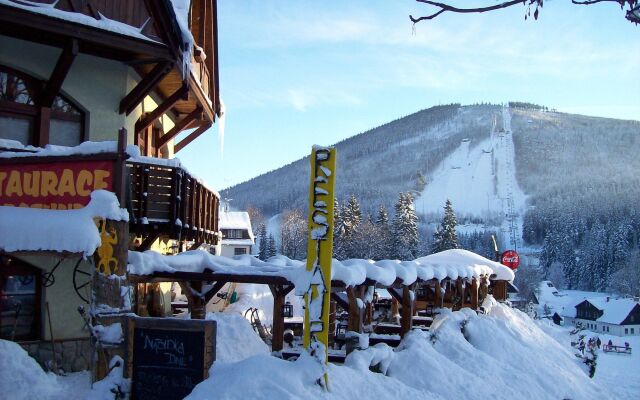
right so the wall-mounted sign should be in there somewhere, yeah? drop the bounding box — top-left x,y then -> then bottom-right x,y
127,317 -> 216,400
0,160 -> 113,209
501,250 -> 520,270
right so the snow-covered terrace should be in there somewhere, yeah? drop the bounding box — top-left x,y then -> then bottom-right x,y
127,248 -> 514,289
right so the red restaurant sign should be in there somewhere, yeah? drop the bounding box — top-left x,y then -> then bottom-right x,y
500,250 -> 520,270
0,160 -> 114,209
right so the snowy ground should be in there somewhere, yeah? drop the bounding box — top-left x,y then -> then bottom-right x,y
537,320 -> 639,400
3,298 -> 633,400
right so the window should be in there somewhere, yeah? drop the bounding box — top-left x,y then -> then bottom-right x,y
0,259 -> 41,341
226,229 -> 244,239
625,328 -> 629,334
0,65 -> 86,147
632,328 -> 635,334
234,247 -> 247,256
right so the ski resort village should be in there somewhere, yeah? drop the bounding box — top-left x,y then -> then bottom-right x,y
0,1 -> 639,399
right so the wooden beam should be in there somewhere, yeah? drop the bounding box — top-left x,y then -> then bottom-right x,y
400,286 -> 415,337
129,272 -> 291,286
135,85 -> 189,134
41,39 -> 79,107
0,5 -> 173,62
156,107 -> 202,149
189,241 -> 203,251
189,280 -> 206,319
331,292 -> 349,310
470,278 -> 479,310
174,121 -> 211,153
120,61 -> 173,115
387,287 -> 403,303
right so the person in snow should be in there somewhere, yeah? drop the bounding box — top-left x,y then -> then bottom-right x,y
596,337 -> 601,349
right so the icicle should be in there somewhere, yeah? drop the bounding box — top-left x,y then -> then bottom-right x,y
218,97 -> 226,158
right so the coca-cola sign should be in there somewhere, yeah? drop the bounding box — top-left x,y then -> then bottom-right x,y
501,250 -> 520,270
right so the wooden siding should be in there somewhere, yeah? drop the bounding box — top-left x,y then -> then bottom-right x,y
128,160 -> 219,244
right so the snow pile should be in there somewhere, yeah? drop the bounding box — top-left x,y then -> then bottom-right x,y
129,249 -> 513,288
0,140 -> 141,159
0,339 -> 64,400
83,356 -> 129,400
186,300 -> 607,399
0,190 -> 128,255
205,312 -> 270,362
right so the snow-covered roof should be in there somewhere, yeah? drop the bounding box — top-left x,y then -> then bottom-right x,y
0,140 -> 140,159
0,190 -> 128,256
128,248 -> 511,288
415,249 -> 515,281
0,0 -> 159,42
220,212 -> 254,240
583,298 -> 639,325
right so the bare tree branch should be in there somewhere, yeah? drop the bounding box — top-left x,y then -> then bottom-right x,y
410,0 -> 531,23
410,0 -> 639,24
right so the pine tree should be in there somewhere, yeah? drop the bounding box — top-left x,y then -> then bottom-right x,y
431,199 -> 459,253
267,233 -> 277,258
391,192 -> 419,260
258,223 -> 268,260
342,195 -> 363,258
375,204 -> 392,259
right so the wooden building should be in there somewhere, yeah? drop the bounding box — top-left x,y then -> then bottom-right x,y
0,0 -> 222,373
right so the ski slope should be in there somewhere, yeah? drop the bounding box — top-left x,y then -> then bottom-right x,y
415,106 -> 527,248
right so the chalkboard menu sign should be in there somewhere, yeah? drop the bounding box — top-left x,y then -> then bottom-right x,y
126,317 -> 216,400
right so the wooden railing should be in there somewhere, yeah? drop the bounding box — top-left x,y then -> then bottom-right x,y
127,161 -> 219,245
191,57 -> 212,103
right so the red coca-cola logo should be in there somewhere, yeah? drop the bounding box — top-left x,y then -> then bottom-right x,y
501,250 -> 520,270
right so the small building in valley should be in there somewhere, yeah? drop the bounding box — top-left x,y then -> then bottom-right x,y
219,211 -> 255,257
565,297 -> 640,337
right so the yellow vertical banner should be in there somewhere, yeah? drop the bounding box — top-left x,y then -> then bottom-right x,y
304,146 -> 336,389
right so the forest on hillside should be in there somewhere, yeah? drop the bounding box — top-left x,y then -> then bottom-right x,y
234,104 -> 640,298
224,104 -> 500,216
511,109 -> 640,295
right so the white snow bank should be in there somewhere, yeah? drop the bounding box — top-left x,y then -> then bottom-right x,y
83,356 -> 129,400
205,312 -> 269,363
187,299 -> 605,399
0,190 -> 128,255
0,339 -> 64,400
129,249 -> 511,290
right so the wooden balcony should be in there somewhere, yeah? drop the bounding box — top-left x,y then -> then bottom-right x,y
127,160 -> 219,248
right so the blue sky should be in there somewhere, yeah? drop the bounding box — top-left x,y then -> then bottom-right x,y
178,0 -> 640,191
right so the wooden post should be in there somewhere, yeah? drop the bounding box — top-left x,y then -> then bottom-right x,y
92,219 -> 129,381
455,278 -> 464,311
470,278 -> 479,310
270,285 -> 285,352
434,280 -> 442,311
189,281 -> 206,319
400,286 -> 414,337
346,286 -> 363,354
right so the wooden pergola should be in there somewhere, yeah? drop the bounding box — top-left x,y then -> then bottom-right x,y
128,268 -> 509,355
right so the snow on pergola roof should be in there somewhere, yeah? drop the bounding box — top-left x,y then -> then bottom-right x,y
127,248 -> 513,289
0,190 -> 128,256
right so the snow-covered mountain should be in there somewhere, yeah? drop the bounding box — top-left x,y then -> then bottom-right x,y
223,103 -> 640,250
